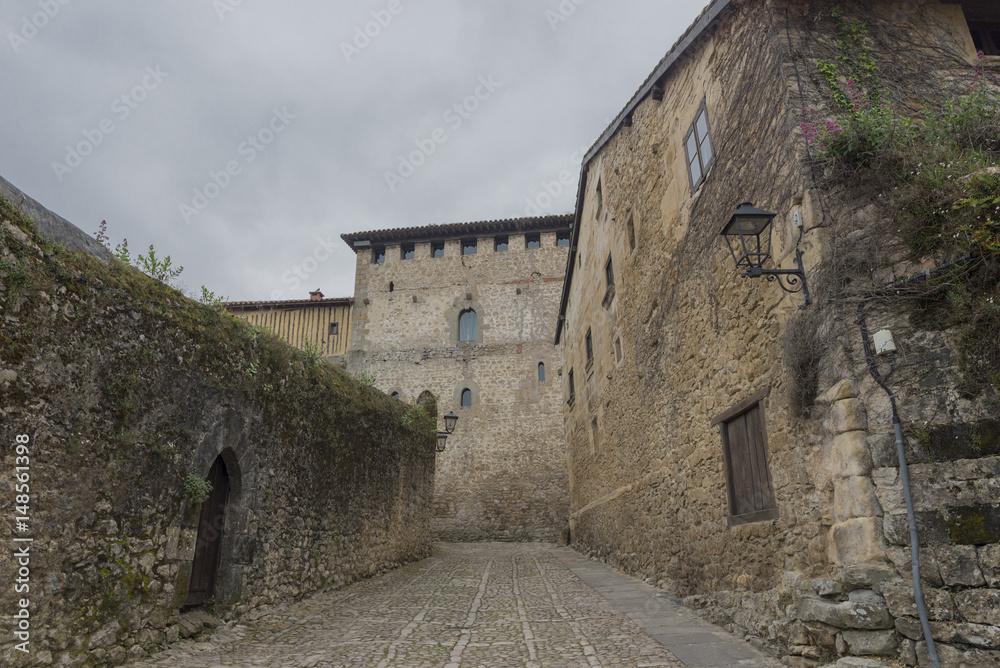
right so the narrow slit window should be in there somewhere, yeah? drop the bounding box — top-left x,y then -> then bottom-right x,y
605,256 -> 614,289
627,215 -> 636,250
585,329 -> 594,363
538,362 -> 546,382
568,369 -> 575,403
461,388 -> 472,408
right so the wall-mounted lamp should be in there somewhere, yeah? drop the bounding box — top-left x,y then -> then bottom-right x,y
436,432 -> 448,452
443,412 -> 458,434
720,202 -> 811,309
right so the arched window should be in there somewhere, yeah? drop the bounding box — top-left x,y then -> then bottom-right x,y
461,388 -> 472,408
538,362 -> 546,382
459,309 -> 477,341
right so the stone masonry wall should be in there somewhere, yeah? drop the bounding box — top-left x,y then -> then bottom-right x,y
0,202 -> 435,667
561,0 -> 1000,665
346,228 -> 570,541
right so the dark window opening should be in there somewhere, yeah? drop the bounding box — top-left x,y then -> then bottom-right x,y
389,281 -> 394,292
684,101 -> 715,193
329,322 -> 339,336
614,337 -> 623,363
462,239 -> 477,255
461,388 -> 472,408
556,231 -> 571,246
568,369 -> 575,404
627,215 -> 636,250
401,243 -> 415,260
432,242 -> 445,258
538,362 -> 546,382
585,328 -> 594,363
969,22 -> 1000,56
373,247 -> 386,264
391,392 -> 401,400
525,233 -> 540,249
605,257 -> 614,289
459,309 -> 477,341
595,180 -> 603,217
712,391 -> 778,526
495,236 -> 509,252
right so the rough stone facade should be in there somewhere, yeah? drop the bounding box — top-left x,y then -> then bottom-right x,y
0,200 -> 435,667
557,0 -> 1000,665
343,217 -> 571,541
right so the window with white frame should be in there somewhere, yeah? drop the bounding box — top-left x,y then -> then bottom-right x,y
684,101 -> 715,193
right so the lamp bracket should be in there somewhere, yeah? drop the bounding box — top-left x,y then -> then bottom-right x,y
740,249 -> 812,309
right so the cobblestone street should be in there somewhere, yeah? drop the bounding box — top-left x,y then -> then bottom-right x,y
135,543 -> 777,668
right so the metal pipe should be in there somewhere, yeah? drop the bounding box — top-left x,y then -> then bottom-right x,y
853,255 -> 974,668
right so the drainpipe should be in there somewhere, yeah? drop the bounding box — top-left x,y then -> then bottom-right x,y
856,254 -> 971,668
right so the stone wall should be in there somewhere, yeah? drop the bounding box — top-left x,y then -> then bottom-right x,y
346,227 -> 570,541
0,199 -> 435,667
560,0 -> 1000,665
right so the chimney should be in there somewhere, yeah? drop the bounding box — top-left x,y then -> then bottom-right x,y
309,289 -> 324,301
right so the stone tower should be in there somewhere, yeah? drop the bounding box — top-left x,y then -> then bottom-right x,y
343,215 -> 572,541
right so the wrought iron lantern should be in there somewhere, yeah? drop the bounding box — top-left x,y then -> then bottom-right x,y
720,202 -> 811,309
436,432 -> 448,453
443,412 -> 458,434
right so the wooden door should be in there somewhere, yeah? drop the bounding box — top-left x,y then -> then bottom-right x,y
722,405 -> 777,524
185,456 -> 229,607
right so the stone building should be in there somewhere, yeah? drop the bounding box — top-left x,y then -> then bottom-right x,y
556,0 -> 1000,664
225,291 -> 353,364
342,216 -> 572,541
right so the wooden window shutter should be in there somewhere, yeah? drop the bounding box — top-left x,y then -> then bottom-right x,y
713,389 -> 778,526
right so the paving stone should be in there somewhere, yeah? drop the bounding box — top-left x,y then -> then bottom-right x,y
133,543 -> 780,667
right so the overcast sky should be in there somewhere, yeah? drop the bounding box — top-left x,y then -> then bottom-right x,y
2,0 -> 706,301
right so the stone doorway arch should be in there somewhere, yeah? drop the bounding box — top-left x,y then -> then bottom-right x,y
184,454 -> 230,607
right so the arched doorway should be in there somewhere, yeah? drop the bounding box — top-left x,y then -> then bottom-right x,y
185,455 -> 229,607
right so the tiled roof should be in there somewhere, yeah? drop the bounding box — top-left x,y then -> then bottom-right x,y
224,297 -> 353,310
581,0 -> 729,165
341,214 -> 574,250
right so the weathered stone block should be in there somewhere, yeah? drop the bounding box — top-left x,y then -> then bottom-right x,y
832,431 -> 873,478
797,590 -> 893,630
834,476 -> 882,522
868,433 -> 898,470
838,563 -> 899,593
917,640 -> 1000,667
954,589 -> 1000,626
882,512 -> 950,547
981,545 -> 1000,588
817,379 -> 857,405
928,545 -> 985,587
828,518 -> 887,565
833,656 -> 896,667
827,399 -> 867,435
883,582 -> 954,621
946,505 -> 1000,545
841,629 -> 899,655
